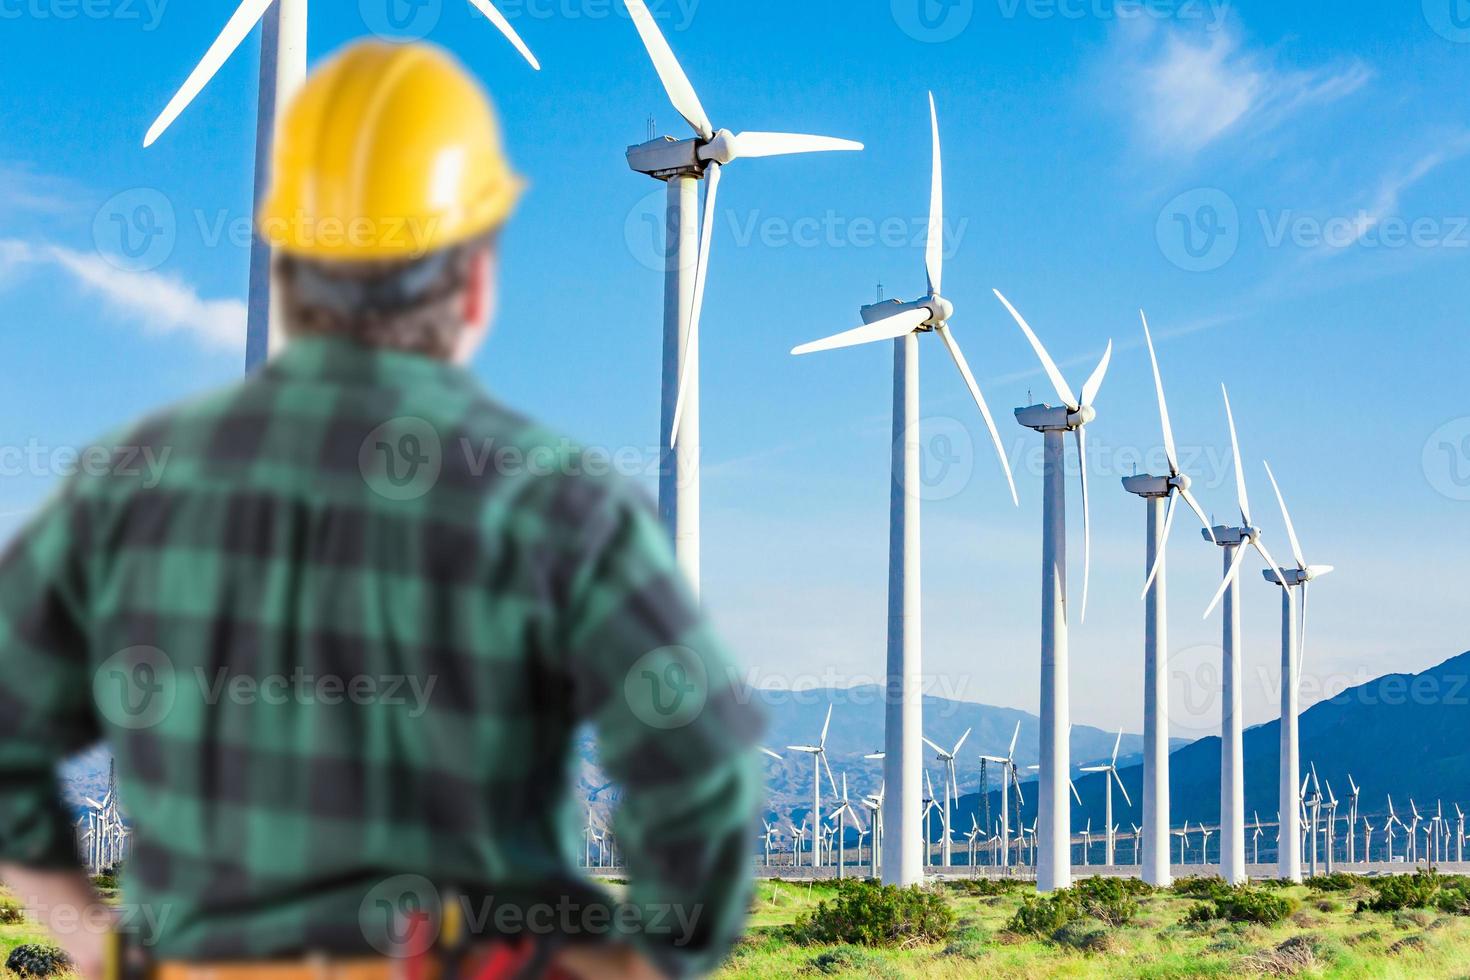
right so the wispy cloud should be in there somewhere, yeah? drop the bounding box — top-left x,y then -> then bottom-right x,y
0,162 -> 88,218
0,239 -> 245,353
1328,134 -> 1470,251
1115,25 -> 1371,156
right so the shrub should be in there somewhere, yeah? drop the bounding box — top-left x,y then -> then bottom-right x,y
1008,892 -> 1079,936
946,877 -> 1029,897
1359,871 -> 1443,913
1072,876 -> 1144,926
1185,886 -> 1295,925
1172,875 -> 1232,900
5,945 -> 70,978
1305,872 -> 1363,892
789,879 -> 954,948
0,900 -> 24,924
1052,917 -> 1119,954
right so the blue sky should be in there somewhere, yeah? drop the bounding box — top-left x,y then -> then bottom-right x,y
2,0 -> 1469,736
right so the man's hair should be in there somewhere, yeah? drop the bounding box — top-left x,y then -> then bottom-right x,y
275,236 -> 493,359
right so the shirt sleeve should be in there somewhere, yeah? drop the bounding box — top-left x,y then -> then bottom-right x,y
0,487 -> 100,868
560,481 -> 764,978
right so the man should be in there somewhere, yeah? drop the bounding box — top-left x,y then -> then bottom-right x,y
0,41 -> 762,979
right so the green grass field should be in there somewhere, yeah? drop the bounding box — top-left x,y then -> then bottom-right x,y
3,877 -> 1468,978
717,877 -> 1470,979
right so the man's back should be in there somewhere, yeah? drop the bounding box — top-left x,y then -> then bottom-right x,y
0,336 -> 762,973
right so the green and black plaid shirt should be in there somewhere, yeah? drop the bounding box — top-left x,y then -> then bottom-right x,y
0,335 -> 763,976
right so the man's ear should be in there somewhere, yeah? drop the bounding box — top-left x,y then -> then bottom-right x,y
462,245 -> 495,327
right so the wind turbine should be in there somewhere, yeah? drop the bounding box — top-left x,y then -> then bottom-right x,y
831,773 -> 858,879
1346,775 -> 1360,865
1456,804 -> 1465,864
1258,461 -> 1334,882
623,0 -> 862,596
921,770 -> 941,868
1362,816 -> 1375,864
1174,822 -> 1189,865
143,0 -> 538,370
789,820 -> 809,868
1079,819 -> 1093,867
979,722 -> 1023,870
1385,796 -> 1401,863
994,290 -> 1112,892
786,704 -> 839,869
923,727 -> 972,867
1080,728 -> 1133,867
1200,824 -> 1215,867
1304,766 -> 1322,877
791,96 -> 1013,887
965,815 -> 983,868
1201,386 -> 1290,885
1131,823 -> 1143,866
861,780 -> 885,878
1251,812 -> 1264,866
1323,780 -> 1338,874
760,819 -> 778,867
1124,312 -> 1215,887
1408,800 -> 1423,865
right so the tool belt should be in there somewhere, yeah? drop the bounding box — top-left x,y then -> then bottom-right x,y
106,889 -> 578,980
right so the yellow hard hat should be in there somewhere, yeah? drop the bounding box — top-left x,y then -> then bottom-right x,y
259,41 -> 523,261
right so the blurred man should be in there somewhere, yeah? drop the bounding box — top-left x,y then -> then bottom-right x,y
0,41 -> 761,979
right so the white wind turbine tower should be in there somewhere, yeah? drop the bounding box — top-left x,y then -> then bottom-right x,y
1408,800 -> 1423,864
861,780 -> 885,878
965,815 -> 983,868
1124,312 -> 1216,887
923,727 -> 973,868
1259,460 -> 1334,881
787,704 -> 838,869
623,0 -> 862,596
1174,822 -> 1189,865
790,96 -> 1016,886
143,0 -> 538,369
1079,728 -> 1133,867
1362,816 -> 1375,863
1456,804 -> 1465,864
1131,823 -> 1142,865
1200,824 -> 1215,866
921,771 -> 941,867
1304,767 -> 1322,877
830,773 -> 859,879
994,290 -> 1113,893
1201,386 -> 1290,885
1252,812 -> 1264,866
1347,775 -> 1361,864
979,722 -> 1024,870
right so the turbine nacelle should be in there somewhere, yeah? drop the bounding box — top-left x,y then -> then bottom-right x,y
1263,564 -> 1335,588
859,295 -> 952,330
1203,524 -> 1260,547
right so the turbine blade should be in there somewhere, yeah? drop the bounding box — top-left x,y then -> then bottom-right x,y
921,736 -> 945,756
953,727 -> 972,756
1180,487 -> 1216,543
670,161 -> 719,448
723,132 -> 863,159
992,289 -> 1078,409
1111,728 -> 1123,765
936,324 -> 1018,505
1203,541 -> 1250,619
790,307 -> 929,355
1221,385 -> 1251,526
1070,780 -> 1082,806
1262,461 -> 1306,569
759,746 -> 782,760
623,0 -> 713,140
143,0 -> 276,148
820,703 -> 833,747
1140,311 -> 1179,474
1254,537 -> 1290,590
1140,490 -> 1178,600
1114,769 -> 1133,807
1008,721 -> 1021,758
466,0 -> 541,69
926,92 -> 943,296
822,753 -> 838,797
1080,340 -> 1112,408
1077,426 -> 1092,624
